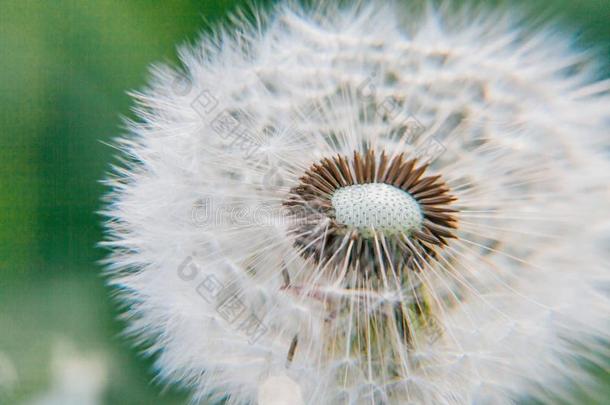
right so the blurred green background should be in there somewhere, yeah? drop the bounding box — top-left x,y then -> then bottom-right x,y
0,1 -> 608,404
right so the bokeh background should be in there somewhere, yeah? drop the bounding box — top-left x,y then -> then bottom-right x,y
0,1 -> 608,404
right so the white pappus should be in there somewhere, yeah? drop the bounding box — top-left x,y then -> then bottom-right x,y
101,1 -> 610,404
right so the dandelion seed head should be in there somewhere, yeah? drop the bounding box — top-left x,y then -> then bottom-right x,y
102,1 -> 610,404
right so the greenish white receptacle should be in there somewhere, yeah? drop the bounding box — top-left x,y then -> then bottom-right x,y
331,183 -> 423,238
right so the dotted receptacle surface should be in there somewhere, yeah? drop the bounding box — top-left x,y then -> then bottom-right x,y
331,183 -> 423,237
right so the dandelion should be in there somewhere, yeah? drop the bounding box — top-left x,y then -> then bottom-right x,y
102,2 -> 610,404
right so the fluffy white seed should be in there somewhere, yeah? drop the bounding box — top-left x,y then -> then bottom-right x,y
102,1 -> 610,404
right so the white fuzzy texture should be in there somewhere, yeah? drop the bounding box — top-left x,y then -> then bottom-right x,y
257,375 -> 303,405
103,2 -> 610,404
